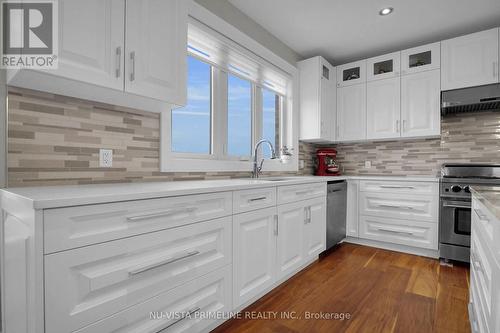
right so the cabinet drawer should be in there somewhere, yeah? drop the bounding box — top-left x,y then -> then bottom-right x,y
472,198 -> 500,263
44,191 -> 232,253
359,192 -> 438,222
359,180 -> 437,195
45,217 -> 232,333
277,182 -> 327,205
74,266 -> 232,333
233,187 -> 276,214
359,215 -> 437,250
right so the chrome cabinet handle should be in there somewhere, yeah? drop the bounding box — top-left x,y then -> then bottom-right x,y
129,250 -> 200,276
396,120 -> 400,133
379,185 -> 415,189
130,51 -> 136,81
274,215 -> 279,236
248,196 -> 267,202
473,208 -> 489,222
377,228 -> 413,236
470,251 -> 482,272
304,207 -> 311,224
378,204 -> 414,210
126,207 -> 196,222
493,62 -> 498,77
402,120 -> 407,132
296,190 -> 311,195
158,307 -> 201,331
115,47 -> 122,78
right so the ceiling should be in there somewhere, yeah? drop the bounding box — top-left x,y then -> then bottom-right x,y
228,0 -> 500,65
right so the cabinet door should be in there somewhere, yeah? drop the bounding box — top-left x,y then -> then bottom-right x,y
125,0 -> 187,105
337,60 -> 366,87
366,77 -> 401,139
366,51 -> 401,81
303,197 -> 327,261
441,28 -> 499,91
346,180 -> 359,237
401,69 -> 441,138
233,207 -> 277,307
320,60 -> 337,141
401,42 -> 440,75
337,84 -> 366,141
276,202 -> 305,279
54,0 -> 124,90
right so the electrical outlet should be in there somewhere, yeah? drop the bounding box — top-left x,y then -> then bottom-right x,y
99,149 -> 113,168
364,161 -> 372,169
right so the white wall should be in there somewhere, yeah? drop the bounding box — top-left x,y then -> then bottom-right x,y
194,0 -> 300,66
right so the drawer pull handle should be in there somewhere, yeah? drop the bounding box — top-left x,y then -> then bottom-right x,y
248,196 -> 267,202
470,252 -> 483,272
295,190 -> 311,195
473,209 -> 489,222
128,250 -> 200,276
378,204 -> 414,210
126,207 -> 197,222
274,215 -> 279,236
159,307 -> 201,331
379,185 -> 415,189
377,228 -> 414,236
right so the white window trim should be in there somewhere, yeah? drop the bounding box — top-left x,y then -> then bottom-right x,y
160,1 -> 299,173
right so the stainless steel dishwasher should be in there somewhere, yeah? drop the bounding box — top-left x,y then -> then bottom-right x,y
326,180 -> 347,250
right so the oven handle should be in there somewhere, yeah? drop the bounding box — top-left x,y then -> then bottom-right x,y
441,200 -> 471,209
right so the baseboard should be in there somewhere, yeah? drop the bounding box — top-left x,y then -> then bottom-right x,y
344,237 -> 439,259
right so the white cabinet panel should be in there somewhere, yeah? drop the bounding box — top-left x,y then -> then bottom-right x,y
346,180 -> 359,237
74,266 -> 232,333
442,28 -> 499,91
337,60 -> 366,87
277,182 -> 326,205
44,191 -> 233,253
233,187 -> 277,214
337,83 -> 366,141
401,42 -> 440,75
54,0 -> 125,90
359,192 -> 438,223
359,215 -> 438,250
303,197 -> 327,261
125,0 -> 187,104
366,51 -> 401,81
233,207 -> 277,307
276,202 -> 305,279
45,217 -> 232,333
366,77 -> 401,139
401,69 -> 441,137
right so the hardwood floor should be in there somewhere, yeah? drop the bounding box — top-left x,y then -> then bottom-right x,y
213,243 -> 471,333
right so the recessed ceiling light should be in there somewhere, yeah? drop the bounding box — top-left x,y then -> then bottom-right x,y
379,7 -> 394,16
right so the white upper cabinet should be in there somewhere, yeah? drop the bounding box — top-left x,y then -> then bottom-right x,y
441,28 -> 499,91
337,60 -> 366,87
298,56 -> 336,142
401,42 -> 440,75
46,0 -> 125,90
366,77 -> 401,140
125,0 -> 187,104
337,83 -> 366,141
401,69 -> 441,138
366,52 -> 401,81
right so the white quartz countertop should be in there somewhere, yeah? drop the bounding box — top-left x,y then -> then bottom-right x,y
0,175 -> 438,209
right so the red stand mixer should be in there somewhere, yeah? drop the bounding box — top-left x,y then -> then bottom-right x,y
315,148 -> 341,176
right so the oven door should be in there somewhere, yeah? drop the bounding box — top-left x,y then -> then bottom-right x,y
439,199 -> 471,247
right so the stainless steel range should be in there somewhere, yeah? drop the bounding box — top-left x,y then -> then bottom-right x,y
440,164 -> 500,262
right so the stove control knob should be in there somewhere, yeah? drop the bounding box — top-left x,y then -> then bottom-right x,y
451,185 -> 462,193
464,186 -> 471,193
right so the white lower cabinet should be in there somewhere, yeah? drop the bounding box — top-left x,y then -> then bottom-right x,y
74,266 -> 233,333
302,197 -> 327,261
233,207 -> 278,307
346,180 -> 359,237
45,217 -> 232,333
276,202 -> 305,279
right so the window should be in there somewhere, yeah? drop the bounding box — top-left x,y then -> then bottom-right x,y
227,74 -> 252,157
261,88 -> 281,158
171,56 -> 211,154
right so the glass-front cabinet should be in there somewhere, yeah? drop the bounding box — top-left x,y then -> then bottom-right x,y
401,42 -> 441,75
366,52 -> 401,81
336,60 -> 366,87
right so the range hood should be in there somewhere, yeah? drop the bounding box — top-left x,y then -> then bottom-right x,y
441,83 -> 500,115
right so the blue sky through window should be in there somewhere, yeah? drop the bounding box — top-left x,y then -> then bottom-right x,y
171,56 -> 211,153
262,88 -> 278,158
227,74 -> 252,157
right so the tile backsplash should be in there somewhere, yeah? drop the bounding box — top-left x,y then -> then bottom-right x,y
321,111 -> 500,176
7,88 -> 311,187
